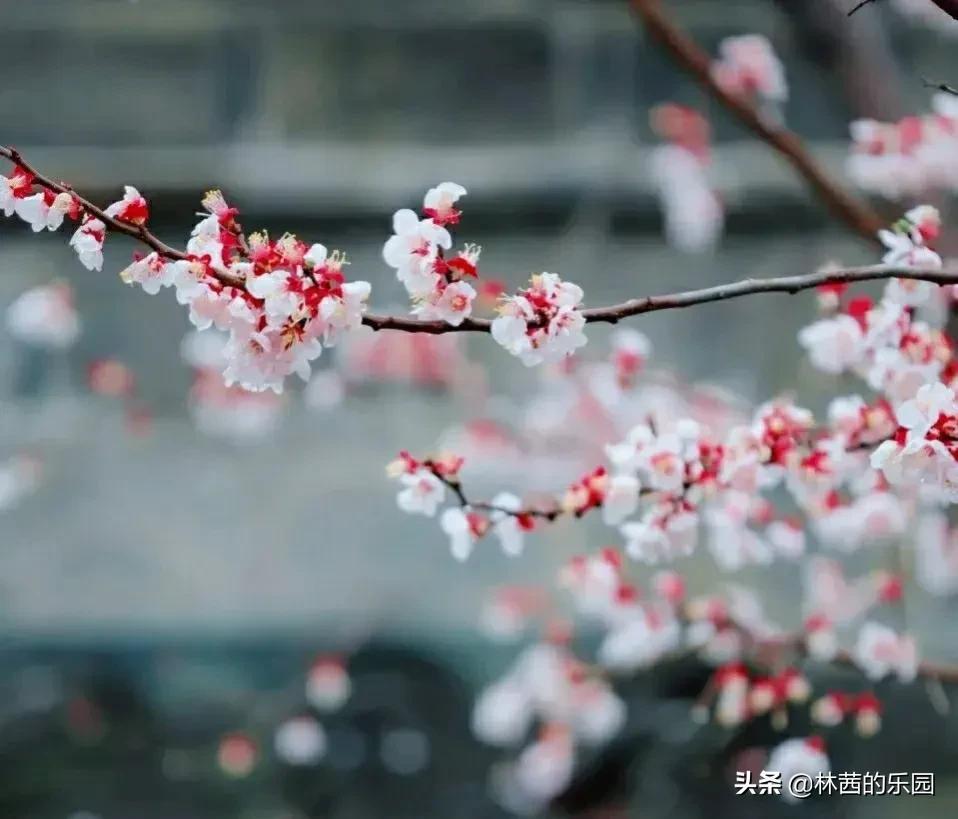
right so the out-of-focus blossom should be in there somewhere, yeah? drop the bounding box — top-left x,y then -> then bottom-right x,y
275,716 -> 327,766
765,737 -> 829,802
848,99 -> 958,197
711,35 -> 788,105
6,281 -> 80,348
217,733 -> 257,778
305,657 -> 351,712
852,622 -> 918,682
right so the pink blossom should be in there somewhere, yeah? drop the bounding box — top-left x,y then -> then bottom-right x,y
69,217 -> 105,271
852,622 -> 918,682
766,737 -> 829,802
492,273 -> 587,366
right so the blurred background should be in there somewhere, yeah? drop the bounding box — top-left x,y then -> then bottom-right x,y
0,0 -> 957,817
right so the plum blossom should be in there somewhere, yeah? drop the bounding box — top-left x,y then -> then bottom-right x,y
489,493 -> 534,556
473,678 -> 534,746
649,144 -> 724,254
598,606 -> 681,671
412,279 -> 477,326
305,657 -> 351,711
804,615 -> 839,662
705,495 -> 772,572
382,185 -> 484,326
765,737 -> 830,803
382,207 -> 451,296
648,104 -> 724,253
104,185 -> 149,225
711,35 -> 788,105
620,502 -> 698,563
601,474 -> 640,525
848,97 -> 958,197
69,217 -> 106,271
765,519 -> 805,560
119,252 -> 182,296
871,382 -> 958,500
852,622 -> 918,682
479,587 -> 544,642
492,273 -> 587,366
275,716 -> 327,766
476,641 -> 625,812
878,206 -> 942,269
440,507 -> 488,561
15,190 -> 76,232
610,327 -> 651,388
6,281 -> 80,349
394,468 -> 446,517
505,725 -> 575,807
0,455 -> 42,513
814,491 -> 907,551
0,166 -> 35,216
798,313 -> 865,374
559,549 -> 623,620
571,679 -> 626,745
422,182 -> 467,226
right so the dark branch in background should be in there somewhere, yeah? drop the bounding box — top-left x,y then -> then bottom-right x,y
4,145 -> 958,336
847,0 -> 878,16
629,0 -> 885,243
776,0 -> 907,121
924,78 -> 958,97
849,0 -> 958,20
930,0 -> 958,20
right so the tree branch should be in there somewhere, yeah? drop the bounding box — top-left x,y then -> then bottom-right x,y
4,145 -> 954,336
924,78 -> 958,97
847,0 -> 878,15
629,0 -> 885,243
930,0 -> 958,20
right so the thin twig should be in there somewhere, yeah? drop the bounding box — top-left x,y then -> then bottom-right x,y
629,0 -> 885,243
847,0 -> 878,16
923,77 -> 958,97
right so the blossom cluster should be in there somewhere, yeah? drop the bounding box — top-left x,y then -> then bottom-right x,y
219,656 -> 351,777
382,182 -> 482,326
847,94 -> 958,198
648,104 -> 725,253
473,639 -> 625,812
0,162 -> 376,394
383,200 -> 954,804
491,272 -> 588,366
6,280 -> 80,349
470,543 -> 907,806
387,451 -> 535,561
710,34 -> 788,107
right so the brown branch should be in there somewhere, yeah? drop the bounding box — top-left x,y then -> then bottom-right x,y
629,0 -> 885,243
930,0 -> 958,20
0,146 -> 249,284
924,78 -> 958,97
4,145 -> 954,336
847,0 -> 878,15
426,465 -> 564,522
